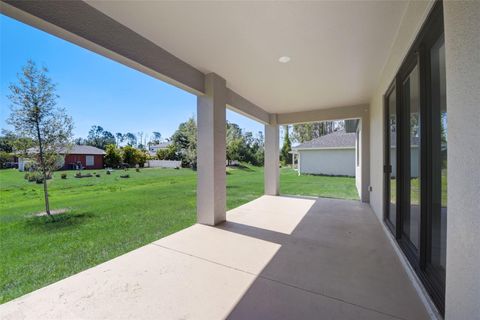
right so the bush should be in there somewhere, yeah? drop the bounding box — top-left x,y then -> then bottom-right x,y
121,146 -> 148,168
120,174 -> 130,178
35,177 -> 44,184
75,172 -> 93,178
156,144 -> 177,160
61,173 -> 67,179
106,170 -> 111,175
105,144 -> 122,168
135,168 -> 140,172
0,151 -> 14,169
95,174 -> 101,177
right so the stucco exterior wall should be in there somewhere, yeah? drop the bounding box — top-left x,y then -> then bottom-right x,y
368,1 -> 434,220
298,148 -> 355,176
443,2 -> 480,319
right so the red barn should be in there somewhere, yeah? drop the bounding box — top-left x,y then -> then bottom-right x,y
63,145 -> 106,170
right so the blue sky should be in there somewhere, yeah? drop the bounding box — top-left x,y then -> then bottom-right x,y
0,14 -> 263,141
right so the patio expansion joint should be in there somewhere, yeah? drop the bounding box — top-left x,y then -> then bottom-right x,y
151,242 -> 408,320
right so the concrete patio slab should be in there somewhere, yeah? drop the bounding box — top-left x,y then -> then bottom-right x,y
0,196 -> 430,320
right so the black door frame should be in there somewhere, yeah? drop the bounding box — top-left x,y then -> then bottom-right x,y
382,1 -> 445,315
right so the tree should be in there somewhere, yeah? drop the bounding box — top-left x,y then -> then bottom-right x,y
124,132 -> 137,147
115,132 -> 124,146
157,144 -> 177,160
0,130 -> 17,153
150,131 -> 162,145
121,145 -> 147,167
291,121 -> 345,143
122,145 -> 137,166
170,117 -> 197,168
280,125 -> 292,166
104,144 -> 122,168
7,61 -> 73,219
86,125 -> 115,149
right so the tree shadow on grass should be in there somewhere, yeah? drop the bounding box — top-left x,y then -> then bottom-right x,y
24,211 -> 95,233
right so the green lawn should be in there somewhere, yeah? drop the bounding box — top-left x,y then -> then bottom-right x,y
0,166 -> 357,303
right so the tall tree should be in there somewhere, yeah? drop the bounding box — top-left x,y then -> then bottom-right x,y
115,132 -> 124,146
7,61 -> 73,219
86,125 -> 115,149
124,132 -> 137,147
291,120 -> 345,143
280,125 -> 292,165
171,117 -> 197,168
150,131 -> 162,145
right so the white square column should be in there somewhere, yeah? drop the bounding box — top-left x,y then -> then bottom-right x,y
197,73 -> 227,225
264,122 -> 279,196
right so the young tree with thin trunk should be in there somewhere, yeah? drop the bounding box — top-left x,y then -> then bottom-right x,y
7,61 -> 73,219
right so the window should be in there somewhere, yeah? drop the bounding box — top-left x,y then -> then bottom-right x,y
86,155 -> 94,166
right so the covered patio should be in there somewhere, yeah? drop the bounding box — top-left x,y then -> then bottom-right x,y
1,1 -> 479,318
0,196 -> 429,320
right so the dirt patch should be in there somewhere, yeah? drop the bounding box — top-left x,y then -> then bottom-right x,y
34,208 -> 69,217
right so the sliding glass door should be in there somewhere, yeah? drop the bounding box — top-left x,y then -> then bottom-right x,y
383,1 -> 446,315
384,86 -> 397,233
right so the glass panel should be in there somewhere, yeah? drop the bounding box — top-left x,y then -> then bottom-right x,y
403,64 -> 421,250
430,36 -> 447,275
388,89 -> 397,228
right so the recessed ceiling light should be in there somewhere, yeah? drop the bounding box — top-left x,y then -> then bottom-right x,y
278,56 -> 291,63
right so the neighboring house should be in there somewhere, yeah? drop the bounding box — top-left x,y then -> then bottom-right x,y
63,145 -> 106,170
292,131 -> 357,177
148,142 -> 170,157
17,145 -> 106,171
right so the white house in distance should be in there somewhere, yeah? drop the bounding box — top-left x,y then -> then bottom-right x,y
292,131 -> 357,177
147,142 -> 169,157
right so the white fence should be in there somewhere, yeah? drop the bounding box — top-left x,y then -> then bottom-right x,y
146,160 -> 182,168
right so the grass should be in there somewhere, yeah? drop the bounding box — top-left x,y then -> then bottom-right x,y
0,166 -> 358,303
389,172 -> 447,206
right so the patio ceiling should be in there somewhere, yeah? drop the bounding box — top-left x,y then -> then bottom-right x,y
85,1 -> 408,113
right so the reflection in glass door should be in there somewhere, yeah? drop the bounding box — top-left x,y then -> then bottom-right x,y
402,64 -> 421,252
384,87 -> 397,231
429,34 -> 447,290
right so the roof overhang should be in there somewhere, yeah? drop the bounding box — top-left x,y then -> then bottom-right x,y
1,1 -> 407,124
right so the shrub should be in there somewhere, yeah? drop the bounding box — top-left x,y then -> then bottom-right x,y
0,151 -> 14,168
24,172 -> 40,182
61,173 -> 67,179
106,170 -> 111,175
120,174 -> 130,178
95,174 -> 100,177
35,177 -> 44,184
121,146 -> 147,168
135,168 -> 140,172
75,172 -> 93,178
105,144 -> 122,168
156,144 -> 177,160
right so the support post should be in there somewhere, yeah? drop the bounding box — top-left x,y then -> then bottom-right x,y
264,120 -> 279,196
197,73 -> 227,225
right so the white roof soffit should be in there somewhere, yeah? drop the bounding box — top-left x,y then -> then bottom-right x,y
86,1 -> 407,114
2,1 -> 408,118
